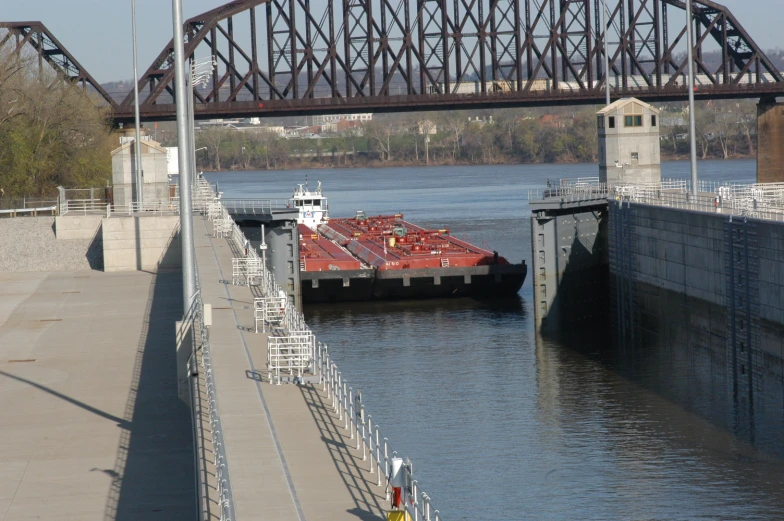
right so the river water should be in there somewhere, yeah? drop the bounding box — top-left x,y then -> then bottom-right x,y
205,159 -> 784,521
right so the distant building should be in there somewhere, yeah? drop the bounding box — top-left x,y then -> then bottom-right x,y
336,119 -> 362,133
417,120 -> 437,135
312,113 -> 372,125
597,97 -> 661,186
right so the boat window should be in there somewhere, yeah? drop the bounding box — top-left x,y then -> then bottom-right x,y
295,200 -> 302,207
305,200 -> 313,206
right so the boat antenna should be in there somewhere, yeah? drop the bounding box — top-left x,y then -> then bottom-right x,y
305,174 -> 308,191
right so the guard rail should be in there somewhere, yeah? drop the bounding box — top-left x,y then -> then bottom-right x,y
199,177 -> 443,521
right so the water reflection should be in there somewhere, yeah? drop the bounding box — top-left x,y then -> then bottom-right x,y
211,159 -> 783,520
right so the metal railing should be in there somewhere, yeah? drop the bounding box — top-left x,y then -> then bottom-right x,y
613,181 -> 784,223
319,342 -> 442,521
222,198 -> 289,215
188,246 -> 237,521
527,178 -> 609,202
201,176 -> 443,521
0,200 -> 58,216
59,199 -> 180,216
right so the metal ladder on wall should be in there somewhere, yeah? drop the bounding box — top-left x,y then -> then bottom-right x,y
725,217 -> 761,405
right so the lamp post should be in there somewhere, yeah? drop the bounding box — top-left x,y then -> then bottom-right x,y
172,0 -> 196,312
131,0 -> 143,205
685,0 -> 698,195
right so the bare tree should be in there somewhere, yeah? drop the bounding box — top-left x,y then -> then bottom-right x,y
419,119 -> 437,165
365,120 -> 393,161
443,112 -> 466,159
199,126 -> 229,170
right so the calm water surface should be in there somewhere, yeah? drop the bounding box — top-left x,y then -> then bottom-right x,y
206,160 -> 784,521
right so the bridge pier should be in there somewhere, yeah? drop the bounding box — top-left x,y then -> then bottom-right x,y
757,97 -> 784,183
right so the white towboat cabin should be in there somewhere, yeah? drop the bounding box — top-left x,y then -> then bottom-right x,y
291,181 -> 329,230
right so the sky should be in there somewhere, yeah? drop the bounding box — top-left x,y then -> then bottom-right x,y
2,0 -> 781,85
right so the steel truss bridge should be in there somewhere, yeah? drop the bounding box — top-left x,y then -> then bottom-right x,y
1,0 -> 782,124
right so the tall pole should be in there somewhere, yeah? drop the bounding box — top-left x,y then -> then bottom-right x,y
132,0 -> 143,205
602,0 -> 611,106
685,0 -> 698,196
173,0 -> 196,311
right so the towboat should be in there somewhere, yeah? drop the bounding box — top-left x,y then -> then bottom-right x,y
292,182 -> 526,303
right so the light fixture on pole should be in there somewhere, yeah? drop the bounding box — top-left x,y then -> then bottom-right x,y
172,0 -> 196,312
685,0 -> 698,196
602,0 -> 611,106
188,57 -> 216,191
131,0 -> 143,205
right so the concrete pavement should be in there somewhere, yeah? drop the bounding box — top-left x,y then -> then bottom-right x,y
0,268 -> 195,521
193,215 -> 386,521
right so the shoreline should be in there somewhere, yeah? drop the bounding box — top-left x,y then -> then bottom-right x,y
201,154 -> 756,174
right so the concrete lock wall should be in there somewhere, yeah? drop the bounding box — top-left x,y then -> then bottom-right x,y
0,216 -> 103,272
609,201 -> 784,410
102,215 -> 181,272
265,220 -> 301,310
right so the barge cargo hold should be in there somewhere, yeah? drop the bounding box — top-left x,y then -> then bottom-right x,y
292,182 -> 527,303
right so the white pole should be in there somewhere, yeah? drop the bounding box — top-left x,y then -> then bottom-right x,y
685,0 -> 698,196
131,0 -> 143,205
602,0 -> 611,106
172,0 -> 196,311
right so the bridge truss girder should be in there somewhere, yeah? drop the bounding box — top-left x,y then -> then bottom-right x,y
0,22 -> 118,109
2,0 -> 783,123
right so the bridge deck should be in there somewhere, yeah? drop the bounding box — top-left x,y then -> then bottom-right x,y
0,269 -> 194,520
193,215 -> 387,521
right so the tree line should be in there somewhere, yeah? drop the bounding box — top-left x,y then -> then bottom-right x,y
190,100 -> 759,172
0,51 -> 114,200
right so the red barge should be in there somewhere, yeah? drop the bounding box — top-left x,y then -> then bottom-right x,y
292,183 -> 526,303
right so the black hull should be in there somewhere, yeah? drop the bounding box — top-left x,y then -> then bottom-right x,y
301,263 -> 526,303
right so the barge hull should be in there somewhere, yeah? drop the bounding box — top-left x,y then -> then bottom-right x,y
301,264 -> 526,303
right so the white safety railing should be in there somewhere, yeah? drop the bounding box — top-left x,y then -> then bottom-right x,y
222,198 -> 288,215
318,342 -> 442,521
232,257 -> 264,287
527,179 -> 609,202
200,177 -> 442,520
267,332 -> 316,384
254,297 -> 286,333
613,180 -> 784,223
60,199 -> 180,216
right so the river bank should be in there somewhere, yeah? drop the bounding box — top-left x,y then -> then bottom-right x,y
202,152 -> 755,174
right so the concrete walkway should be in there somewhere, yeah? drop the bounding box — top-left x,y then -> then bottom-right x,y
0,269 -> 195,521
193,215 -> 386,521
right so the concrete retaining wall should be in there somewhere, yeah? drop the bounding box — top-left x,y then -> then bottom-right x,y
55,215 -> 105,240
102,216 -> 181,272
0,216 -> 102,272
609,201 -> 784,412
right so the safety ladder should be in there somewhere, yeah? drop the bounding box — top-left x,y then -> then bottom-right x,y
254,297 -> 287,333
441,257 -> 450,268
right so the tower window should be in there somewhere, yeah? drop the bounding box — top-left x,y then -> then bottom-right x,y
651,115 -> 657,127
631,152 -> 639,161
625,115 -> 643,127
608,117 -> 615,128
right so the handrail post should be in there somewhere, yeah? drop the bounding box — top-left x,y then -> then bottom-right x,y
367,415 -> 373,470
